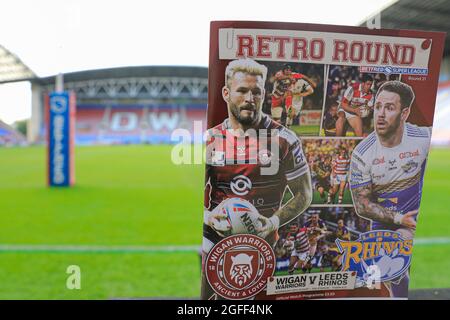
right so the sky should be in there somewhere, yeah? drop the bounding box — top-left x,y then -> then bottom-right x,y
0,0 -> 396,124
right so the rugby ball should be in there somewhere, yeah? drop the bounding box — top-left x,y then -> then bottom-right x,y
218,198 -> 262,235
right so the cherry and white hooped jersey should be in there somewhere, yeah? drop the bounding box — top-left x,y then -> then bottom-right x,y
342,84 -> 374,110
350,123 -> 432,230
293,228 -> 310,254
204,114 -> 309,218
333,156 -> 350,175
203,115 -> 310,246
272,71 -> 295,99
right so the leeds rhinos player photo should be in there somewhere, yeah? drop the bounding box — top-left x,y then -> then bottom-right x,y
202,58 -> 312,299
350,80 -> 431,240
348,80 -> 432,298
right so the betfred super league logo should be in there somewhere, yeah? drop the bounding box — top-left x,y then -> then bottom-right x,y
336,231 -> 412,283
205,234 -> 275,300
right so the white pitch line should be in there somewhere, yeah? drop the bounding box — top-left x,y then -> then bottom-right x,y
414,238 -> 450,245
0,238 -> 449,253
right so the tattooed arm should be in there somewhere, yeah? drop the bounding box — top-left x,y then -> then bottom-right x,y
256,133 -> 313,239
352,183 -> 396,224
257,172 -> 312,238
351,182 -> 416,229
350,145 -> 417,230
277,172 -> 312,225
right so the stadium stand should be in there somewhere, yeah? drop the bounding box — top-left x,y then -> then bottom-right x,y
359,0 -> 450,145
72,104 -> 206,145
432,82 -> 450,146
29,66 -> 208,145
0,119 -> 26,146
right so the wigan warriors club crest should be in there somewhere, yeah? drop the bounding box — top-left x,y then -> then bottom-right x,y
225,251 -> 259,289
205,234 -> 275,300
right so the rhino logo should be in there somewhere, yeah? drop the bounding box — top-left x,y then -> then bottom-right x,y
361,248 -> 405,280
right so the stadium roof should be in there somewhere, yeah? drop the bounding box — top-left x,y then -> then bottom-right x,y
359,0 -> 450,56
35,66 -> 208,85
0,45 -> 36,84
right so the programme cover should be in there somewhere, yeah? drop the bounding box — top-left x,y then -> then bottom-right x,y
201,21 -> 446,300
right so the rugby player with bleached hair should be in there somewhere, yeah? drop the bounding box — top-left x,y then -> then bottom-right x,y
201,58 -> 312,299
203,58 -> 312,247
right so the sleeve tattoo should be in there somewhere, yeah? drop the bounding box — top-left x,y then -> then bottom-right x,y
352,183 -> 397,225
276,172 -> 312,226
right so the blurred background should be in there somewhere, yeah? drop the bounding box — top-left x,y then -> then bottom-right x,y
0,0 -> 449,299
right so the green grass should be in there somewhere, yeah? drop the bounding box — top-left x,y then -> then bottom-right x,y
291,124 -> 320,136
409,147 -> 450,289
0,145 -> 449,299
312,188 -> 353,205
0,253 -> 200,299
0,146 -> 203,245
0,145 -> 203,299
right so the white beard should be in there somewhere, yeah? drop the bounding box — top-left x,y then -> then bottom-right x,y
230,265 -> 252,286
